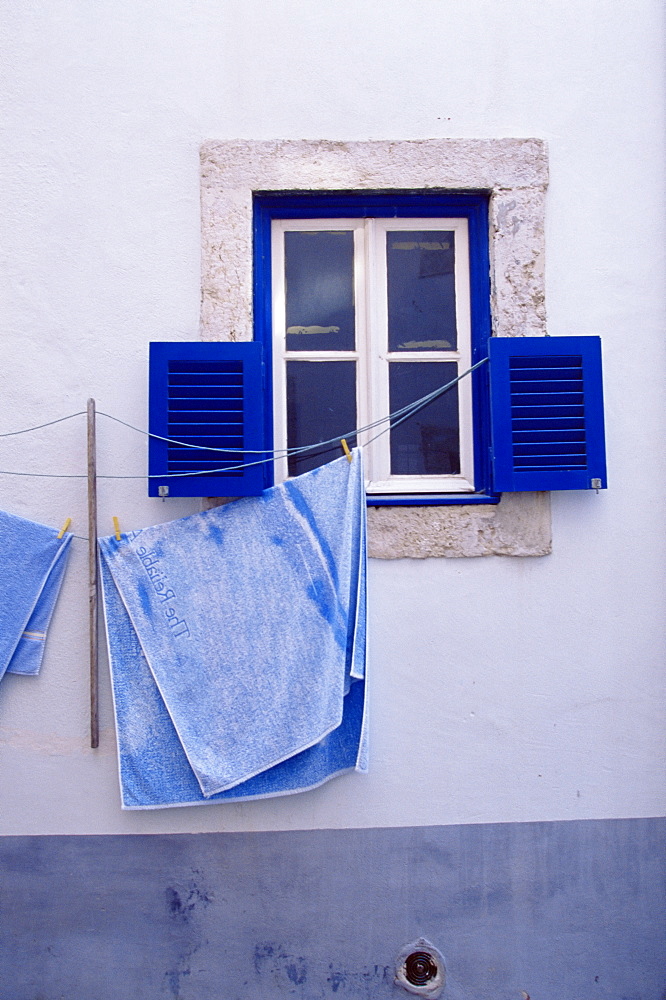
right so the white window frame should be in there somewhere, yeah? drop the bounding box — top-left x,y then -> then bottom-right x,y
271,217 -> 474,494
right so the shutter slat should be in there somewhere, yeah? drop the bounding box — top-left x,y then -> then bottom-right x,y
511,393 -> 585,406
510,406 -> 585,419
167,425 -> 244,436
167,399 -> 244,411
168,374 -> 244,386
509,380 -> 586,393
167,386 -> 244,400
509,354 -> 583,368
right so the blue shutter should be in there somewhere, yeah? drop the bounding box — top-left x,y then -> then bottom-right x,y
489,336 -> 607,492
148,342 -> 267,497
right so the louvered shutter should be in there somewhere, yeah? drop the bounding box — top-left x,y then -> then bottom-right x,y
489,336 -> 607,492
148,342 -> 267,497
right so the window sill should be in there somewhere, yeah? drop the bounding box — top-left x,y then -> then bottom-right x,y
366,492 -> 551,559
367,492 -> 499,507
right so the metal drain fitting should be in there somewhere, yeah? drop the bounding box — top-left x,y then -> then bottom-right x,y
395,938 -> 445,997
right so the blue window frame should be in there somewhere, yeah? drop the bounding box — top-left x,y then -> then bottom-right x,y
146,334 -> 607,498
146,195 -> 606,501
253,191 -> 496,506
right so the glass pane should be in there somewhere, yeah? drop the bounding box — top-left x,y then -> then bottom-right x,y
285,231 -> 355,352
287,361 -> 356,476
389,362 -> 460,475
386,230 -> 457,352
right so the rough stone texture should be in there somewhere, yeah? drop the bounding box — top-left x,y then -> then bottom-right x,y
200,137 -> 548,192
490,186 -> 548,338
199,139 -> 551,558
200,187 -> 254,342
200,138 -> 548,343
368,492 -> 551,559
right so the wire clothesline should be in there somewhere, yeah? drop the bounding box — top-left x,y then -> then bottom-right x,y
0,360 -> 488,747
0,358 -> 488,480
0,411 -> 88,439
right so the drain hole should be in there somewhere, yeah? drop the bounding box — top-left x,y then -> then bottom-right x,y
395,938 -> 445,996
405,951 -> 438,986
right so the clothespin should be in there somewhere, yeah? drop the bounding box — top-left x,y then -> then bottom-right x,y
113,516 -> 121,541
57,517 -> 72,540
340,438 -> 353,463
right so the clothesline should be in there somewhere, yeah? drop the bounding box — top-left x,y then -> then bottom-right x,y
0,358 -> 488,480
1,443 -> 368,780
6,355 -> 485,754
1,355 -> 489,757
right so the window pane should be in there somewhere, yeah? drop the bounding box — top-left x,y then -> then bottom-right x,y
285,231 -> 355,352
389,362 -> 460,475
287,361 -> 356,476
387,230 -> 457,352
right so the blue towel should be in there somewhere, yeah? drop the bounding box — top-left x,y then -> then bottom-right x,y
98,450 -> 367,809
0,510 -> 73,681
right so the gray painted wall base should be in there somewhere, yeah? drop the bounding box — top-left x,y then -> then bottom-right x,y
0,817 -> 664,1000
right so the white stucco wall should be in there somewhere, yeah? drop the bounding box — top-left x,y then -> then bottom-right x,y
0,0 -> 664,835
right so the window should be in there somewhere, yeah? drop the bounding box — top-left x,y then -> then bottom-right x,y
199,138 -> 558,557
253,192 -> 493,505
165,138 -> 605,555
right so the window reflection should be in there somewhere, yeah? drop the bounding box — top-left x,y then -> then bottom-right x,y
287,361 -> 357,476
387,231 -> 457,352
389,362 -> 460,475
285,231 -> 355,352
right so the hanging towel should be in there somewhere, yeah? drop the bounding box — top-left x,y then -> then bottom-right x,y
0,510 -> 73,680
98,449 -> 367,810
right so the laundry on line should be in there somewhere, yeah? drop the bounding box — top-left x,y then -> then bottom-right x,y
98,450 -> 368,809
0,509 -> 72,681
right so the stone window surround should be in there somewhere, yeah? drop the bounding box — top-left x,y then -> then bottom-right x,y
200,138 -> 551,559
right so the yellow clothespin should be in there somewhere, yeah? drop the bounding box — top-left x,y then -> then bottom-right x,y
340,438 -> 353,463
57,517 -> 72,540
113,516 -> 121,541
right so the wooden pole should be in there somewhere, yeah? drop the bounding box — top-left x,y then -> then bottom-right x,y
87,398 -> 99,749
